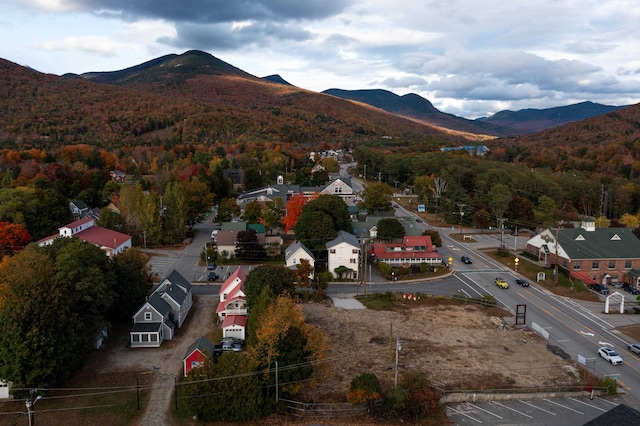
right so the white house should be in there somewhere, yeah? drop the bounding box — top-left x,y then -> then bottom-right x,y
221,315 -> 247,340
216,268 -> 247,321
320,177 -> 356,205
285,240 -> 315,278
326,230 -> 361,280
38,217 -> 132,258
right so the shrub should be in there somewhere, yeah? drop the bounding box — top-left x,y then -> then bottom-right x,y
347,373 -> 382,405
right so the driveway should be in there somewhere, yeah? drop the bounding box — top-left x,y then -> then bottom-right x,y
98,294 -> 218,425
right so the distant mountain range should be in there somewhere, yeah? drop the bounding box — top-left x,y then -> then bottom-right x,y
1,49 -> 636,150
322,88 -> 625,137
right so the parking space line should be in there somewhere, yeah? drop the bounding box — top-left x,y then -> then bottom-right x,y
569,398 -> 607,412
471,403 -> 503,419
519,400 -> 557,415
446,406 -> 483,423
595,396 -> 621,406
492,401 -> 533,418
543,398 -> 584,414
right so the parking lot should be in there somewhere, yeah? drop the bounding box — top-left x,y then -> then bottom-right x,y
446,395 -> 623,425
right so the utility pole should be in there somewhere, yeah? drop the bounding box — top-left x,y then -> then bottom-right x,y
26,389 -> 41,426
554,226 -> 560,286
457,203 -> 467,234
394,337 -> 403,389
497,217 -> 506,248
378,171 -> 382,182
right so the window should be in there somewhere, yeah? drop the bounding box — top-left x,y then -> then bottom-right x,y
608,261 -> 616,269
292,258 -> 297,264
144,312 -> 152,321
150,334 -> 158,341
625,261 -> 632,269
334,186 -> 342,193
132,335 -> 140,342
141,334 -> 149,342
352,249 -> 359,254
591,261 -> 599,270
573,262 -> 580,270
350,258 -> 357,263
330,249 -> 336,254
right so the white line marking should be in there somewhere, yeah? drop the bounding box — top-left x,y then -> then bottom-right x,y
492,401 -> 533,418
519,400 -> 557,415
569,398 -> 607,412
543,398 -> 584,414
471,403 -> 504,419
446,406 -> 482,423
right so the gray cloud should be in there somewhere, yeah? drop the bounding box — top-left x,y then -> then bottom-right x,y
74,0 -> 352,23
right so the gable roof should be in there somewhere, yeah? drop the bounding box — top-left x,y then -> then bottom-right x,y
184,336 -> 216,359
219,267 -> 247,297
215,230 -> 238,246
143,292 -> 172,317
164,270 -> 192,293
326,230 -> 360,250
285,240 -> 314,261
216,295 -> 245,314
222,314 -> 247,328
557,227 -> 640,260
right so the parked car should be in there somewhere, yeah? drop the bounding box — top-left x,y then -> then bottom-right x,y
515,279 -> 529,287
627,343 -> 640,355
207,262 -> 216,270
416,218 -> 423,223
591,283 -> 610,295
461,256 -> 472,264
393,203 -> 399,208
208,271 -> 218,281
622,283 -> 640,295
598,347 -> 623,365
495,277 -> 509,289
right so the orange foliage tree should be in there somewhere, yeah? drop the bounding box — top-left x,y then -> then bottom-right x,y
0,222 -> 31,257
282,193 -> 307,233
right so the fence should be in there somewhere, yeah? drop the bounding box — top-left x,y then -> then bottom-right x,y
279,398 -> 369,418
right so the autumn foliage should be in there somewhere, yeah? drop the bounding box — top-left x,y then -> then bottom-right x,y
282,193 -> 308,232
0,222 -> 31,257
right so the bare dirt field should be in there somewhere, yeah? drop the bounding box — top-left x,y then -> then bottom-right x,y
301,297 -> 586,401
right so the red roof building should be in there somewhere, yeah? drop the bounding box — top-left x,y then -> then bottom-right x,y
371,235 -> 442,266
38,217 -> 132,257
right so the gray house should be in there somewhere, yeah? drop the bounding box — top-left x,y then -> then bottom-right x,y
130,270 -> 193,348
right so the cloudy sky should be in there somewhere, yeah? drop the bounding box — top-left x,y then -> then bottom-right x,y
2,0 -> 640,118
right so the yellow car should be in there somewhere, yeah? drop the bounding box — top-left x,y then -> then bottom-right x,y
495,278 -> 509,289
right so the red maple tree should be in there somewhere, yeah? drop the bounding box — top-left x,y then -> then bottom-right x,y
0,222 -> 32,257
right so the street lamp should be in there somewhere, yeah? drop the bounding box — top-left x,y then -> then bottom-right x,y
26,393 -> 42,426
514,257 -> 520,272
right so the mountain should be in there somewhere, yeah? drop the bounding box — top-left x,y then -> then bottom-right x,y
262,74 -> 292,85
0,52 -> 469,149
323,88 -> 515,137
478,101 -> 625,134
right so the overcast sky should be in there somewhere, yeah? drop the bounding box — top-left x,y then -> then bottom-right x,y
2,1 -> 640,119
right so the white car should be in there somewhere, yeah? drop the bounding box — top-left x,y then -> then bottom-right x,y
598,347 -> 623,365
628,343 -> 640,356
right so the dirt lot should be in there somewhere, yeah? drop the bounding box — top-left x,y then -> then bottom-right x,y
301,297 -> 586,401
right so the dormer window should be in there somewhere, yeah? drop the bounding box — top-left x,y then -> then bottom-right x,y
144,312 -> 152,321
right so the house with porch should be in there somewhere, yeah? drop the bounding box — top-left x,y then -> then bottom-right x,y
130,270 -> 193,348
371,235 -> 443,267
525,217 -> 640,288
326,230 -> 361,280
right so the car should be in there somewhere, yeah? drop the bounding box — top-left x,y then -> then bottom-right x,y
207,262 -> 216,270
622,283 -> 640,295
515,279 -> 529,287
393,203 -> 399,208
211,229 -> 219,239
591,283 -> 610,295
416,218 -> 423,223
628,343 -> 640,355
598,347 -> 623,365
461,256 -> 472,264
495,277 -> 509,289
207,271 -> 218,281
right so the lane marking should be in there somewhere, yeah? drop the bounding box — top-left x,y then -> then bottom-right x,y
470,403 -> 504,419
543,398 -> 584,414
568,398 -> 607,412
492,401 -> 533,418
519,399 -> 557,415
446,406 -> 483,423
